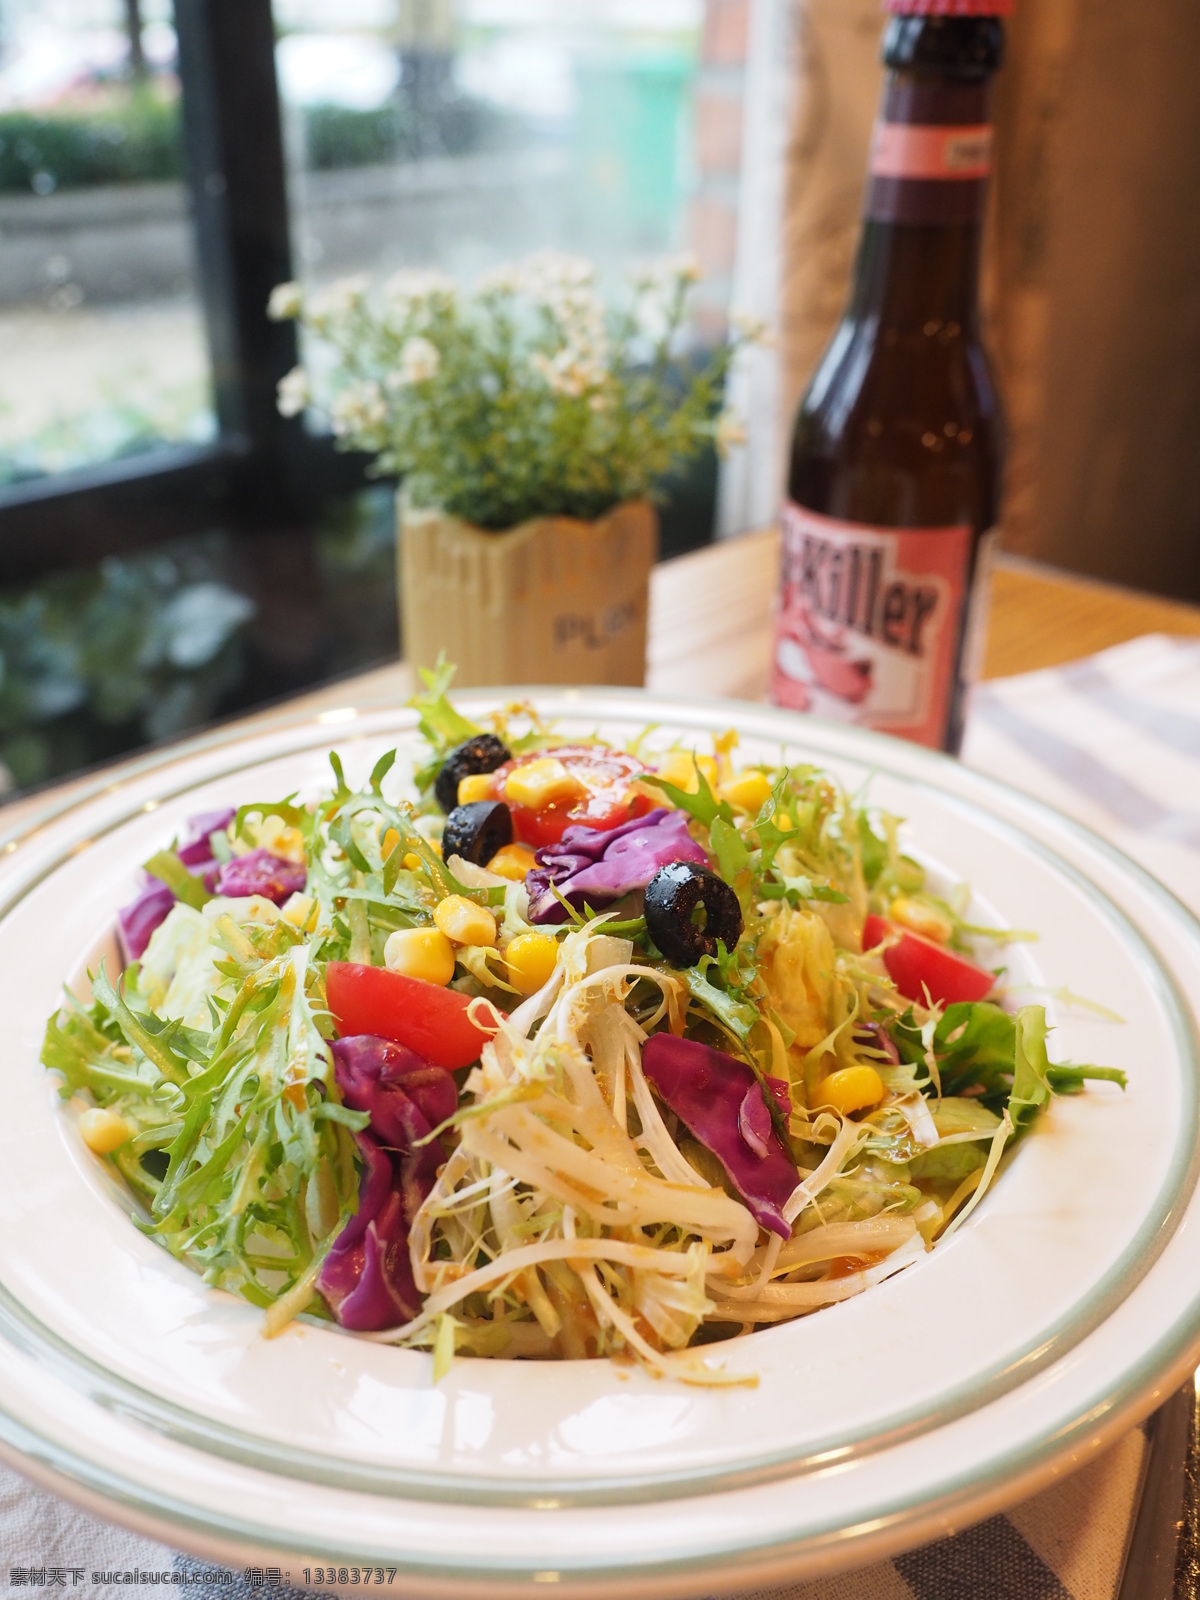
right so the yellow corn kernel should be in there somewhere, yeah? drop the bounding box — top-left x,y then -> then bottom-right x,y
78,1107 -> 131,1155
776,812 -> 794,832
487,842 -> 537,881
815,1066 -> 886,1118
384,926 -> 456,985
281,892 -> 317,931
503,757 -> 586,810
401,851 -> 423,872
381,827 -> 400,859
720,769 -> 773,814
654,750 -> 718,794
434,894 -> 498,947
257,814 -> 307,864
890,896 -> 953,944
457,773 -> 495,806
506,932 -> 560,995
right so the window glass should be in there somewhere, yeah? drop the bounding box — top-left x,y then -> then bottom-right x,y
276,0 -> 722,315
0,487 -> 398,796
0,0 -> 215,487
274,0 -> 740,552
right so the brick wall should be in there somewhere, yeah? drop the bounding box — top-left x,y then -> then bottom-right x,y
689,0 -> 751,337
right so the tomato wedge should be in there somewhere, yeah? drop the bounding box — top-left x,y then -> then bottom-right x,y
325,962 -> 500,1071
862,913 -> 994,1007
487,744 -> 654,847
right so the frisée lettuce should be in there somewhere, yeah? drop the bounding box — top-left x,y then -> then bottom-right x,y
41,677 -> 1125,1382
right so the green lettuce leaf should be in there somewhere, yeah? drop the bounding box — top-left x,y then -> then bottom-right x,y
408,657 -> 480,758
894,1000 -> 1126,1130
642,762 -> 730,829
144,850 -> 213,912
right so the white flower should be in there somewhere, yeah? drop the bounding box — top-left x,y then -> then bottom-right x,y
474,263 -> 523,296
525,251 -> 595,287
530,343 -> 606,399
384,268 -> 455,310
394,335 -> 441,386
715,411 -> 747,456
633,253 -> 702,292
330,380 -> 387,437
307,274 -> 370,325
267,281 -> 302,321
276,365 -> 310,418
517,251 -> 597,305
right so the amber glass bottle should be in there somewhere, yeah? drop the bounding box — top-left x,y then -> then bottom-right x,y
771,0 -> 1009,752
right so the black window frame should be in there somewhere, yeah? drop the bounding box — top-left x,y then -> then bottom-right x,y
0,0 -> 369,588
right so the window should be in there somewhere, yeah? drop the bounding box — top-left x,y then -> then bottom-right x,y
278,0 -> 706,290
0,0 -> 215,486
0,0 -> 768,798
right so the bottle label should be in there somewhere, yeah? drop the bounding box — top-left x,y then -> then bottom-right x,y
866,81 -> 993,224
870,123 -> 993,181
771,504 -> 973,749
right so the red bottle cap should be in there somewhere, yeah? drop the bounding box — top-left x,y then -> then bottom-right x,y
884,0 -> 1013,13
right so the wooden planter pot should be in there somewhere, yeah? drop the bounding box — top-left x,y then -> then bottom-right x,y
398,499 -> 657,687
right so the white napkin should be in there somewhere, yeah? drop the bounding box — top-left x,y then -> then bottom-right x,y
964,633 -> 1200,916
0,1468 -> 186,1595
4,633 -> 1198,1600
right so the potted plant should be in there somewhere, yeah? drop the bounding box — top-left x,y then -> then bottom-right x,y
268,253 -> 757,687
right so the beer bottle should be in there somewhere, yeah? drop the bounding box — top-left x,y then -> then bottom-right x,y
771,0 -> 1009,753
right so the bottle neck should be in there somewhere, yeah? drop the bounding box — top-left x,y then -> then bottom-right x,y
848,65 -> 993,333
848,216 -> 983,331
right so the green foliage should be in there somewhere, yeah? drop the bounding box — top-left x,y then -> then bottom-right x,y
0,86 -> 514,196
0,536 -> 254,791
303,95 -> 518,171
0,89 -> 181,194
271,255 -> 759,529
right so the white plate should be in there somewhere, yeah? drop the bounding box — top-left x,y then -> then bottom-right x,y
1,690 -> 1198,1597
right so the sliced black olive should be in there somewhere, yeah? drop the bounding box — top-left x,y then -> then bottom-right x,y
434,734 -> 512,813
644,861 -> 744,968
442,800 -> 514,867
140,1148 -> 170,1181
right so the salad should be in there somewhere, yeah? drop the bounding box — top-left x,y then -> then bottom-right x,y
42,669 -> 1124,1383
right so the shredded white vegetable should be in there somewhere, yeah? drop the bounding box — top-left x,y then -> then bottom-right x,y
373,926 -> 955,1381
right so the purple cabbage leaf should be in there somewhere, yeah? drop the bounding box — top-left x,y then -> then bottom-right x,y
214,847 -> 306,905
317,1036 -> 458,1331
526,807 -> 707,925
316,1131 -> 421,1332
117,881 -> 178,964
331,1035 -> 456,1224
641,1033 -> 798,1239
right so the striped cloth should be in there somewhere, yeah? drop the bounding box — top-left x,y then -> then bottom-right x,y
966,635 -> 1200,914
4,633 -> 1198,1600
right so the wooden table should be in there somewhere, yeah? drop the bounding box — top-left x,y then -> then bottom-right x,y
642,528 -> 1200,700
1,527 -> 1198,1587
3,531 -> 1200,835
